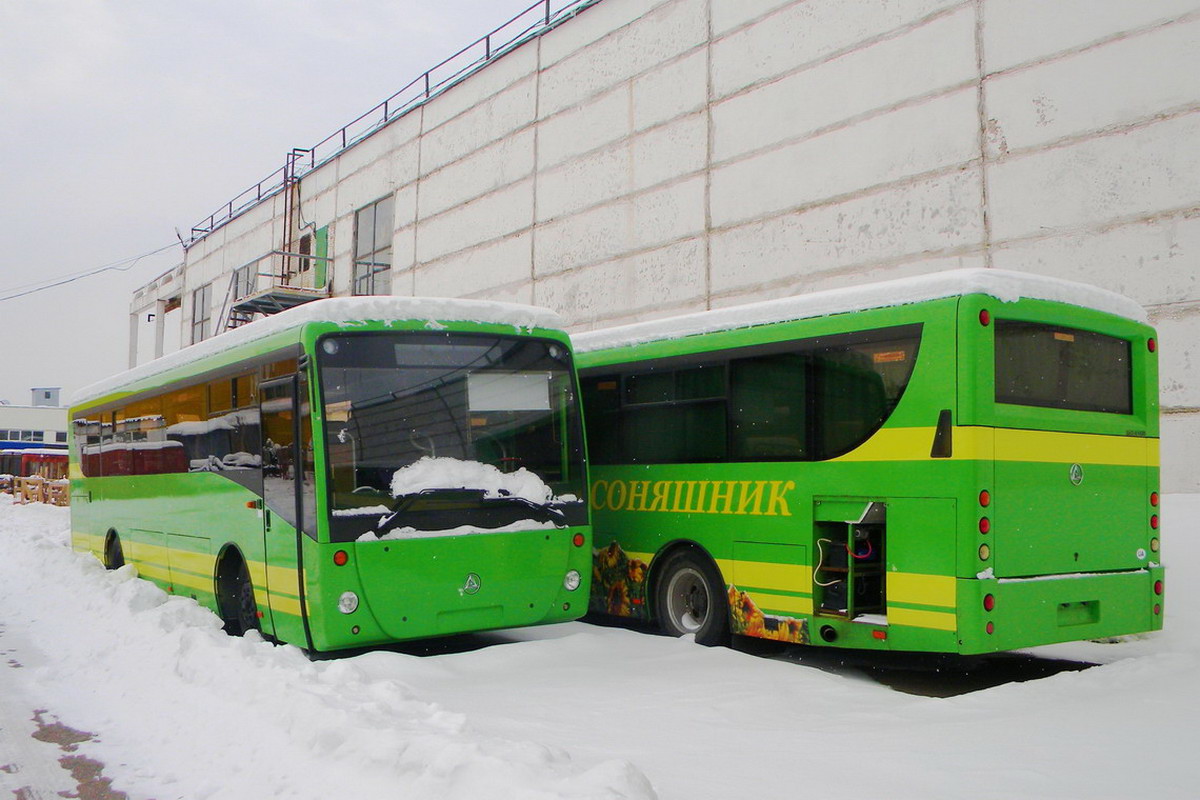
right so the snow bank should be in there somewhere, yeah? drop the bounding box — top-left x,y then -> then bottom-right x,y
71,296 -> 564,407
574,268 -> 1148,353
0,494 -> 653,800
390,457 -> 557,505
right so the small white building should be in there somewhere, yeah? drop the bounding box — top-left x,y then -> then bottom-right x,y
0,389 -> 68,449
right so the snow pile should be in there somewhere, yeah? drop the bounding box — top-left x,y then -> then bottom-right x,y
2,494 -> 1197,799
0,493 -> 653,800
390,457 -> 557,505
574,267 -> 1148,353
365,519 -> 560,542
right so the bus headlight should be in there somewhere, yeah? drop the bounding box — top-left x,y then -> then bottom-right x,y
338,591 -> 359,614
563,570 -> 581,592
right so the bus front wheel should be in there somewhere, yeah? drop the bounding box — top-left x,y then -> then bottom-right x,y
654,549 -> 729,647
218,556 -> 260,637
103,533 -> 124,570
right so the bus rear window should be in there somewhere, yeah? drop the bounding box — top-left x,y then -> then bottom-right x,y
994,320 -> 1132,414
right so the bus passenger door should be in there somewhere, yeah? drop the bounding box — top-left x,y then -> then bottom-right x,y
259,374 -> 315,648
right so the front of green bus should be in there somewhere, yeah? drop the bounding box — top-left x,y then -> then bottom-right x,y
305,322 -> 591,651
956,293 -> 1162,653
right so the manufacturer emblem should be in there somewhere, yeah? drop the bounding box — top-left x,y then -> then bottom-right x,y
461,573 -> 481,595
1069,464 -> 1084,486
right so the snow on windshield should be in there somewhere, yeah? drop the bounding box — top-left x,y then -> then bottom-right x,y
389,456 -> 559,505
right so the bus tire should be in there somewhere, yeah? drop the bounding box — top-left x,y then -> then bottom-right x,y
103,533 -> 125,570
654,548 -> 729,647
218,554 -> 260,637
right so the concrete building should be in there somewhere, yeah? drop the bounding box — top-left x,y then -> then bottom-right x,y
0,389 -> 68,449
129,0 -> 1200,490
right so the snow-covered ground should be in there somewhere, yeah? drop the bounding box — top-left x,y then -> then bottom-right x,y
0,494 -> 1195,799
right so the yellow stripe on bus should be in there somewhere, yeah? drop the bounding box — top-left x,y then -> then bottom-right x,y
888,606 -> 957,632
888,572 -> 956,609
748,592 -> 813,616
833,426 -> 1157,467
731,560 -> 812,593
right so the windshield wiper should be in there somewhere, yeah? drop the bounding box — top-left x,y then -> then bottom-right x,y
375,488 -> 566,535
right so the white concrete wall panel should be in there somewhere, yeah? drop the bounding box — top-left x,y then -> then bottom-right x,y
992,214 -> 1200,310
415,178 -> 534,264
418,130 -> 536,219
711,88 -> 979,228
712,6 -> 977,164
630,113 -> 707,192
537,85 -> 631,170
983,0 -> 1200,72
414,232 -> 533,298
1160,413 -> 1200,493
535,237 -> 705,322
711,0 -> 965,99
710,169 -> 985,295
538,0 -> 707,117
534,175 -> 705,277
540,0 -> 676,68
536,143 -> 631,222
1152,306 -> 1200,409
988,112 -> 1200,242
421,78 -> 537,173
985,18 -> 1200,156
631,48 -> 707,132
422,46 -> 539,131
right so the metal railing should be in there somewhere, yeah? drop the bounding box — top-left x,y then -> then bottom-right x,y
188,0 -> 603,245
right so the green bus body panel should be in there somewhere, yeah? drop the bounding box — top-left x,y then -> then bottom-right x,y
579,292 -> 1162,655
70,315 -> 592,653
306,528 -> 592,649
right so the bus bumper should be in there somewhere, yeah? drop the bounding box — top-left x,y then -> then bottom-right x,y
957,566 -> 1165,655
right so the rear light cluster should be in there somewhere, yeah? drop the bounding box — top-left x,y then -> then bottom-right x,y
978,488 -> 991,563
1149,491 -> 1161,554
982,488 -> 995,635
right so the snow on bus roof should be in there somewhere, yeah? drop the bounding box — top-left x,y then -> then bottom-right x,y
573,268 -> 1148,353
72,296 -> 563,407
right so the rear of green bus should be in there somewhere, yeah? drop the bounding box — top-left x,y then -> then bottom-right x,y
955,294 -> 1162,653
302,322 -> 592,651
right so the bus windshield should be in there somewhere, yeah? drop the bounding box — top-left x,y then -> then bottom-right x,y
318,331 -> 586,540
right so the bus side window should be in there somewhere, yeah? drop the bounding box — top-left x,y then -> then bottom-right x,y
730,352 -> 807,460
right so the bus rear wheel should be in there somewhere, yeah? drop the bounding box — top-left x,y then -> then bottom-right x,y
104,534 -> 124,570
654,549 -> 729,647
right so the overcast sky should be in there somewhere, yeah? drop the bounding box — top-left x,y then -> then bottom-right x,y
0,0 -> 520,405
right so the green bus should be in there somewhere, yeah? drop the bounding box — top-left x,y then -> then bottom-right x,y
577,270 -> 1162,654
70,297 -> 590,653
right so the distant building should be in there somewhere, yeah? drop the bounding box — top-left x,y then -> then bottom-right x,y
0,388 -> 67,450
128,0 -> 1200,491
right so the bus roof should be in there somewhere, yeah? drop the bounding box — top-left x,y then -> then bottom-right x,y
573,268 -> 1148,353
72,296 -> 564,408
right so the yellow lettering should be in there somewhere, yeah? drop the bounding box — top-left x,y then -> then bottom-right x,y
646,480 -> 671,512
672,481 -> 699,512
628,480 -> 650,511
692,481 -> 710,513
766,480 -> 795,516
736,481 -> 765,516
607,480 -> 628,511
708,480 -> 737,514
591,480 -> 608,511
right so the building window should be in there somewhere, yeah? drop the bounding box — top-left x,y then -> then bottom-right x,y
55,431 -> 67,443
232,264 -> 257,300
353,195 -> 394,296
192,283 -> 212,344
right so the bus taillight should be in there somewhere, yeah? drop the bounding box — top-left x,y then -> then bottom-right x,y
979,517 -> 990,534
333,550 -> 349,566
572,533 -> 585,547
1150,515 -> 1159,530
1150,492 -> 1159,507
979,309 -> 991,326
1154,581 -> 1163,596
1148,337 -> 1157,352
983,594 -> 995,612
979,490 -> 990,507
